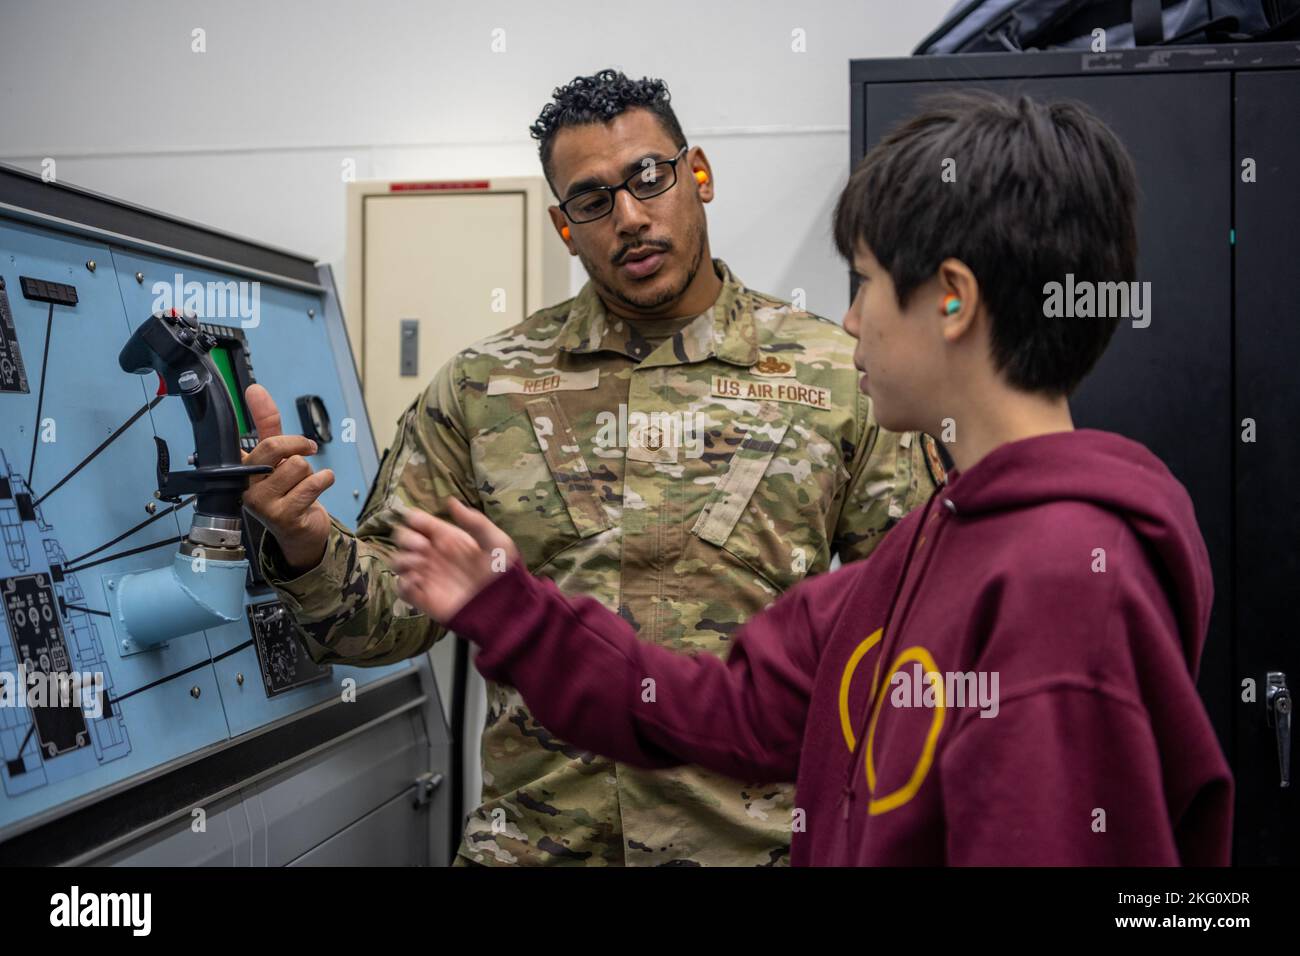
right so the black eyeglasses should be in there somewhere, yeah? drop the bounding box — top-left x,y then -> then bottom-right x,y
558,146 -> 690,224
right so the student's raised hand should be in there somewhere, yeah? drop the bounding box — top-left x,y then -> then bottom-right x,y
393,498 -> 519,624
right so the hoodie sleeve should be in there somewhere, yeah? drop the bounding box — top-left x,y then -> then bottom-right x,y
448,559 -> 845,783
937,552 -> 1232,866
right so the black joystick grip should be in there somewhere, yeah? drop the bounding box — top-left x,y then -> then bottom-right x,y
119,311 -> 270,517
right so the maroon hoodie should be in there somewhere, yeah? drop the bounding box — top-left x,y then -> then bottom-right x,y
449,429 -> 1233,865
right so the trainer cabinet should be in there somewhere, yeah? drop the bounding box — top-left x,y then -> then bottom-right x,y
0,164 -> 453,866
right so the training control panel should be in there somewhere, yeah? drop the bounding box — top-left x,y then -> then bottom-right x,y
0,165 -> 450,866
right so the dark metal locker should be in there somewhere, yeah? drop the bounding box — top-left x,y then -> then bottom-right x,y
1232,69 -> 1300,866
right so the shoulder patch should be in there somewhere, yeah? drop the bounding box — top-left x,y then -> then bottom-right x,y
922,433 -> 948,486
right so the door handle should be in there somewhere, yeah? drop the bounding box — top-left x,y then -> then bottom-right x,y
1266,671 -> 1291,788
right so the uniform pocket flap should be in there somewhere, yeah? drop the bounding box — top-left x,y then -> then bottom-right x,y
690,416 -> 791,546
524,396 -> 612,538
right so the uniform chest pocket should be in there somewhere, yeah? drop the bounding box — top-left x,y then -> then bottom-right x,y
690,408 -> 850,590
470,396 -> 612,568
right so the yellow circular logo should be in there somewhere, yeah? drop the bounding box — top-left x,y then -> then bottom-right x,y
838,631 -> 946,815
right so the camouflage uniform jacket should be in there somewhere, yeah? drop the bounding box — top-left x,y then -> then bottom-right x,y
258,257 -> 941,866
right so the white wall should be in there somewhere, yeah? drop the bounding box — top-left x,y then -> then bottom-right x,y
0,0 -> 953,322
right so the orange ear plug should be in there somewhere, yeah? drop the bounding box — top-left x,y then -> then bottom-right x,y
942,294 -> 961,315
561,226 -> 571,241
694,169 -> 709,184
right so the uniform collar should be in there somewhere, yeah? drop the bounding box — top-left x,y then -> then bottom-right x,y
556,257 -> 760,368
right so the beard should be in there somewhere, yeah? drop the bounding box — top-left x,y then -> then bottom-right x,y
582,216 -> 707,313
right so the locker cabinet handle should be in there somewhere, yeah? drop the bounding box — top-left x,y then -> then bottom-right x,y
1266,671 -> 1291,789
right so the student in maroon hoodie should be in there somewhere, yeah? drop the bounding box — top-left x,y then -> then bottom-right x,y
391,91 -> 1233,865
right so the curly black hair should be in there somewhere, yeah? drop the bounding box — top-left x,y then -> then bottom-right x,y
531,69 -> 687,192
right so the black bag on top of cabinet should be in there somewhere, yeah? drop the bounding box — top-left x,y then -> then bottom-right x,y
913,0 -> 1300,54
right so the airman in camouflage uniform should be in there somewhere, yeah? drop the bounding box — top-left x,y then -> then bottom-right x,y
258,256 -> 942,866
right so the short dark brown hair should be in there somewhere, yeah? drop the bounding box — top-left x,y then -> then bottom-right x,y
834,90 -> 1139,396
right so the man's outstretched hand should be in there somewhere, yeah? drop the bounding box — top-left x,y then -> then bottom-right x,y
240,383 -> 334,574
393,498 -> 519,624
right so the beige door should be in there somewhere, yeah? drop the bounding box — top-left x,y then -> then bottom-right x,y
361,192 -> 526,438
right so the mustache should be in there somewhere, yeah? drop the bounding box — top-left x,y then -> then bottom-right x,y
613,240 -> 671,265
